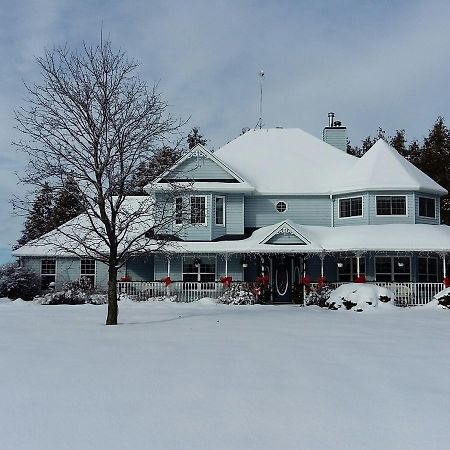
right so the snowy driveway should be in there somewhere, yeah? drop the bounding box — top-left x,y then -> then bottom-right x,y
1,299 -> 450,450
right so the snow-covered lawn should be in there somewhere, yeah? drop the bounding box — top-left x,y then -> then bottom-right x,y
1,299 -> 450,450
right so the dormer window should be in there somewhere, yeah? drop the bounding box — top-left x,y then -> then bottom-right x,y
276,201 -> 287,213
418,197 -> 436,218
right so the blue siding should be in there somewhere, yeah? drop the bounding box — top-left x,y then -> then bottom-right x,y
212,194 -> 244,239
368,191 -> 414,224
126,255 -> 154,281
170,156 -> 236,181
244,195 -> 331,227
333,193 -> 370,226
415,193 -> 440,225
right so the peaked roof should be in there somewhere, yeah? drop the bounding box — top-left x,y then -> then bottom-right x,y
335,139 -> 447,195
260,220 -> 311,245
214,128 -> 356,194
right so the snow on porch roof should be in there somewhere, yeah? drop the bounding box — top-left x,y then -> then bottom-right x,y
164,222 -> 450,255
334,139 -> 447,195
213,128 -> 356,195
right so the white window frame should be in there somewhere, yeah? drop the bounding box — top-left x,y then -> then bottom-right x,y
182,256 -> 217,283
375,195 -> 408,217
338,196 -> 363,219
417,256 -> 438,282
215,195 -> 226,226
337,256 -> 366,281
418,196 -> 436,219
41,259 -> 57,289
174,196 -> 183,226
190,195 -> 208,226
80,259 -> 96,286
275,200 -> 288,214
375,256 -> 412,282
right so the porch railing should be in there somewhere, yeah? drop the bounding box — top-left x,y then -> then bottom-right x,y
310,282 -> 444,306
117,281 -> 444,305
117,281 -> 225,303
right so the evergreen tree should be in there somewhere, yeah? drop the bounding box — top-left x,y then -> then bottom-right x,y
17,183 -> 54,246
415,117 -> 450,224
51,176 -> 84,228
187,127 -> 207,149
126,146 -> 182,195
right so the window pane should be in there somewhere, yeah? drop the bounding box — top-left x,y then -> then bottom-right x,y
175,197 -> 183,225
376,257 -> 391,274
391,197 -> 406,215
190,196 -> 206,224
419,197 -> 435,218
215,197 -> 224,225
351,198 -> 362,216
377,197 -> 391,215
339,199 -> 350,218
41,259 -> 56,275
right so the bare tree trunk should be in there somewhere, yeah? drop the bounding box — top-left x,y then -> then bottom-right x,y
106,263 -> 118,325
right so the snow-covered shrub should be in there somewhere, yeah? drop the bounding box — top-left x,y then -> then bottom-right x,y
132,295 -> 178,303
432,287 -> 450,309
305,284 -> 333,308
328,283 -> 395,312
218,283 -> 256,305
35,279 -> 106,305
0,263 -> 40,300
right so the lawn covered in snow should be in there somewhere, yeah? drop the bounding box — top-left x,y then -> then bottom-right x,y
1,298 -> 450,450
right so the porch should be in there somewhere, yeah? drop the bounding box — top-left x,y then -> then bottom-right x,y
117,280 -> 445,305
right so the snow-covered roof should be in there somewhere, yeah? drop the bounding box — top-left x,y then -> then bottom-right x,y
334,139 -> 447,195
213,128 -> 357,194
19,217 -> 449,257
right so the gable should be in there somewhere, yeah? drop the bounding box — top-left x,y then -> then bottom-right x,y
265,233 -> 307,245
260,221 -> 311,246
162,155 -> 238,182
154,145 -> 248,185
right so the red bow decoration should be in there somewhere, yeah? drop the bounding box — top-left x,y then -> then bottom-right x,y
220,276 -> 232,287
162,276 -> 172,286
120,275 -> 131,282
318,276 -> 326,287
256,275 -> 270,287
300,275 -> 311,286
354,275 -> 366,283
444,277 -> 450,288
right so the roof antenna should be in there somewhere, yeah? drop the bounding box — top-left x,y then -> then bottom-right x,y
255,70 -> 264,129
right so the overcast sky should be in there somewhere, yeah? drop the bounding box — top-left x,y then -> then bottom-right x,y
1,0 -> 450,263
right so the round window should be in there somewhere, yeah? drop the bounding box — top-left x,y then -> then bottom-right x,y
276,201 -> 287,213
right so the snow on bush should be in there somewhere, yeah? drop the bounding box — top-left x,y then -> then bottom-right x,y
218,283 -> 255,305
0,263 -> 40,300
35,279 -> 106,305
132,295 -> 178,303
328,283 -> 395,312
430,287 -> 450,309
305,284 -> 333,307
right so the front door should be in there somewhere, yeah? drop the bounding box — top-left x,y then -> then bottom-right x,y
272,256 -> 291,303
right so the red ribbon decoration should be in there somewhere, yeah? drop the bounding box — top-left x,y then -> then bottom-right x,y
162,276 -> 172,286
300,275 -> 311,286
444,277 -> 450,288
220,276 -> 232,287
256,275 -> 269,287
354,275 -> 366,283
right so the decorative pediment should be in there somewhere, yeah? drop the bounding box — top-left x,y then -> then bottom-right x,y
260,221 -> 311,245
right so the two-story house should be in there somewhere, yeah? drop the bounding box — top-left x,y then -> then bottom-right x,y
14,116 -> 450,303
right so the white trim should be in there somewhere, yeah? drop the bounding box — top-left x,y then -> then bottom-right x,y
189,195 -> 208,226
40,258 -> 57,288
152,144 -> 250,186
80,258 -> 96,286
275,200 -> 288,214
259,221 -> 311,245
215,195 -> 226,226
375,195 -> 408,217
338,196 -> 364,219
417,195 -> 437,219
375,255 -> 412,282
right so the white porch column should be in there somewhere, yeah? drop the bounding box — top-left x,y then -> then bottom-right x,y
320,253 -> 325,278
225,254 -> 228,278
356,254 -> 361,277
444,254 -> 447,279
167,256 -> 171,277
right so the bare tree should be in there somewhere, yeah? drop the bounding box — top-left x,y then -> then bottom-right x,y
14,39 -> 186,325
